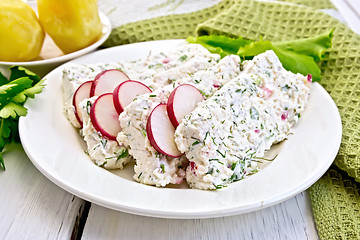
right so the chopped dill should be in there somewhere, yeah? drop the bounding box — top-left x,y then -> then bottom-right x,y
204,131 -> 210,141
179,55 -> 188,62
192,140 -> 200,146
216,150 -> 226,158
100,139 -> 107,148
253,154 -> 278,162
209,159 -> 224,165
160,164 -> 165,173
117,149 -> 129,160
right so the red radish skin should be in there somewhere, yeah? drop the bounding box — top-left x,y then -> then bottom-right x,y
167,84 -> 205,128
72,81 -> 93,127
146,104 -> 183,158
90,93 -> 121,141
90,69 -> 130,97
113,80 -> 152,114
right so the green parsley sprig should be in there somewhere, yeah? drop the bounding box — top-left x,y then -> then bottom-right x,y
0,66 -> 45,170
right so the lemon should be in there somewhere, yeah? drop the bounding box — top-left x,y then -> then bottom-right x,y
37,0 -> 102,54
0,0 -> 45,62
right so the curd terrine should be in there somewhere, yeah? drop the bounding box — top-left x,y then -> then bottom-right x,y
175,50 -> 311,190
63,43 -> 220,128
117,55 -> 242,186
62,43 -> 220,169
78,97 -> 132,169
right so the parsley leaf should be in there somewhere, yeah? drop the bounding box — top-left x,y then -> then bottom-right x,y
0,67 -> 45,170
9,66 -> 41,83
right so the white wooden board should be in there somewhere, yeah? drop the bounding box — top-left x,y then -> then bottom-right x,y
0,144 -> 85,240
81,192 -> 319,239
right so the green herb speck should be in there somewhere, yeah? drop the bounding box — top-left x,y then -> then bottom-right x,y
192,140 -> 200,146
216,150 -> 226,158
250,106 -> 259,120
117,149 -> 129,160
179,55 -> 188,62
100,139 -> 107,148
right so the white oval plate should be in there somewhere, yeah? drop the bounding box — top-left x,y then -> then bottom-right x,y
19,40 -> 342,219
0,12 -> 111,77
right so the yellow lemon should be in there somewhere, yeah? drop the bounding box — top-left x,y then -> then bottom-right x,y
37,0 -> 102,54
0,0 -> 45,62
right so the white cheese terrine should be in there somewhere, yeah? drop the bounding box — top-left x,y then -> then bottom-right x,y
117,55 -> 242,187
62,43 -> 220,170
63,43 -> 220,128
78,97 -> 132,169
242,50 -> 312,139
63,62 -> 124,128
117,42 -> 221,84
174,50 -> 311,190
118,86 -> 188,186
176,55 -> 241,98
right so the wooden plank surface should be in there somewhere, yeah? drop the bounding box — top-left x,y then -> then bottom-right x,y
81,192 -> 319,240
0,144 -> 85,240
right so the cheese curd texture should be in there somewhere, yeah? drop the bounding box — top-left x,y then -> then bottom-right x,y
62,43 -> 220,128
175,50 -> 311,190
62,43 -> 219,170
62,62 -> 123,128
79,97 -> 132,169
118,55 -> 241,186
118,86 -> 187,186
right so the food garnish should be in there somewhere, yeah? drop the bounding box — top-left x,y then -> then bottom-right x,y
187,29 -> 333,81
0,67 -> 45,170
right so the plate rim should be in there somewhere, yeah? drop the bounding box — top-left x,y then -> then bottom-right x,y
19,40 -> 342,219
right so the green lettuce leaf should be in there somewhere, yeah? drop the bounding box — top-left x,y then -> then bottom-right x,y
273,29 -> 333,62
237,40 -> 322,81
187,30 -> 333,82
186,35 -> 252,57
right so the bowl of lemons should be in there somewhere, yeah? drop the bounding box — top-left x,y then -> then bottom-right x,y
0,0 -> 111,77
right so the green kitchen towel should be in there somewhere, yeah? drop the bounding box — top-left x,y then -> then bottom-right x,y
102,0 -> 335,47
102,0 -> 359,239
309,165 -> 360,240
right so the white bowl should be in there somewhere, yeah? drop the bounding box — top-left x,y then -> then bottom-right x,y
0,12 -> 111,77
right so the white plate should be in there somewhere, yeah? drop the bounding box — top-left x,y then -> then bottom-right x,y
19,40 -> 342,219
0,12 -> 111,77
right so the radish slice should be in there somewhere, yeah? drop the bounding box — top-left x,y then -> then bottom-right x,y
113,80 -> 152,114
167,84 -> 205,128
72,81 -> 92,127
90,93 -> 121,141
146,104 -> 182,157
90,69 -> 130,97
